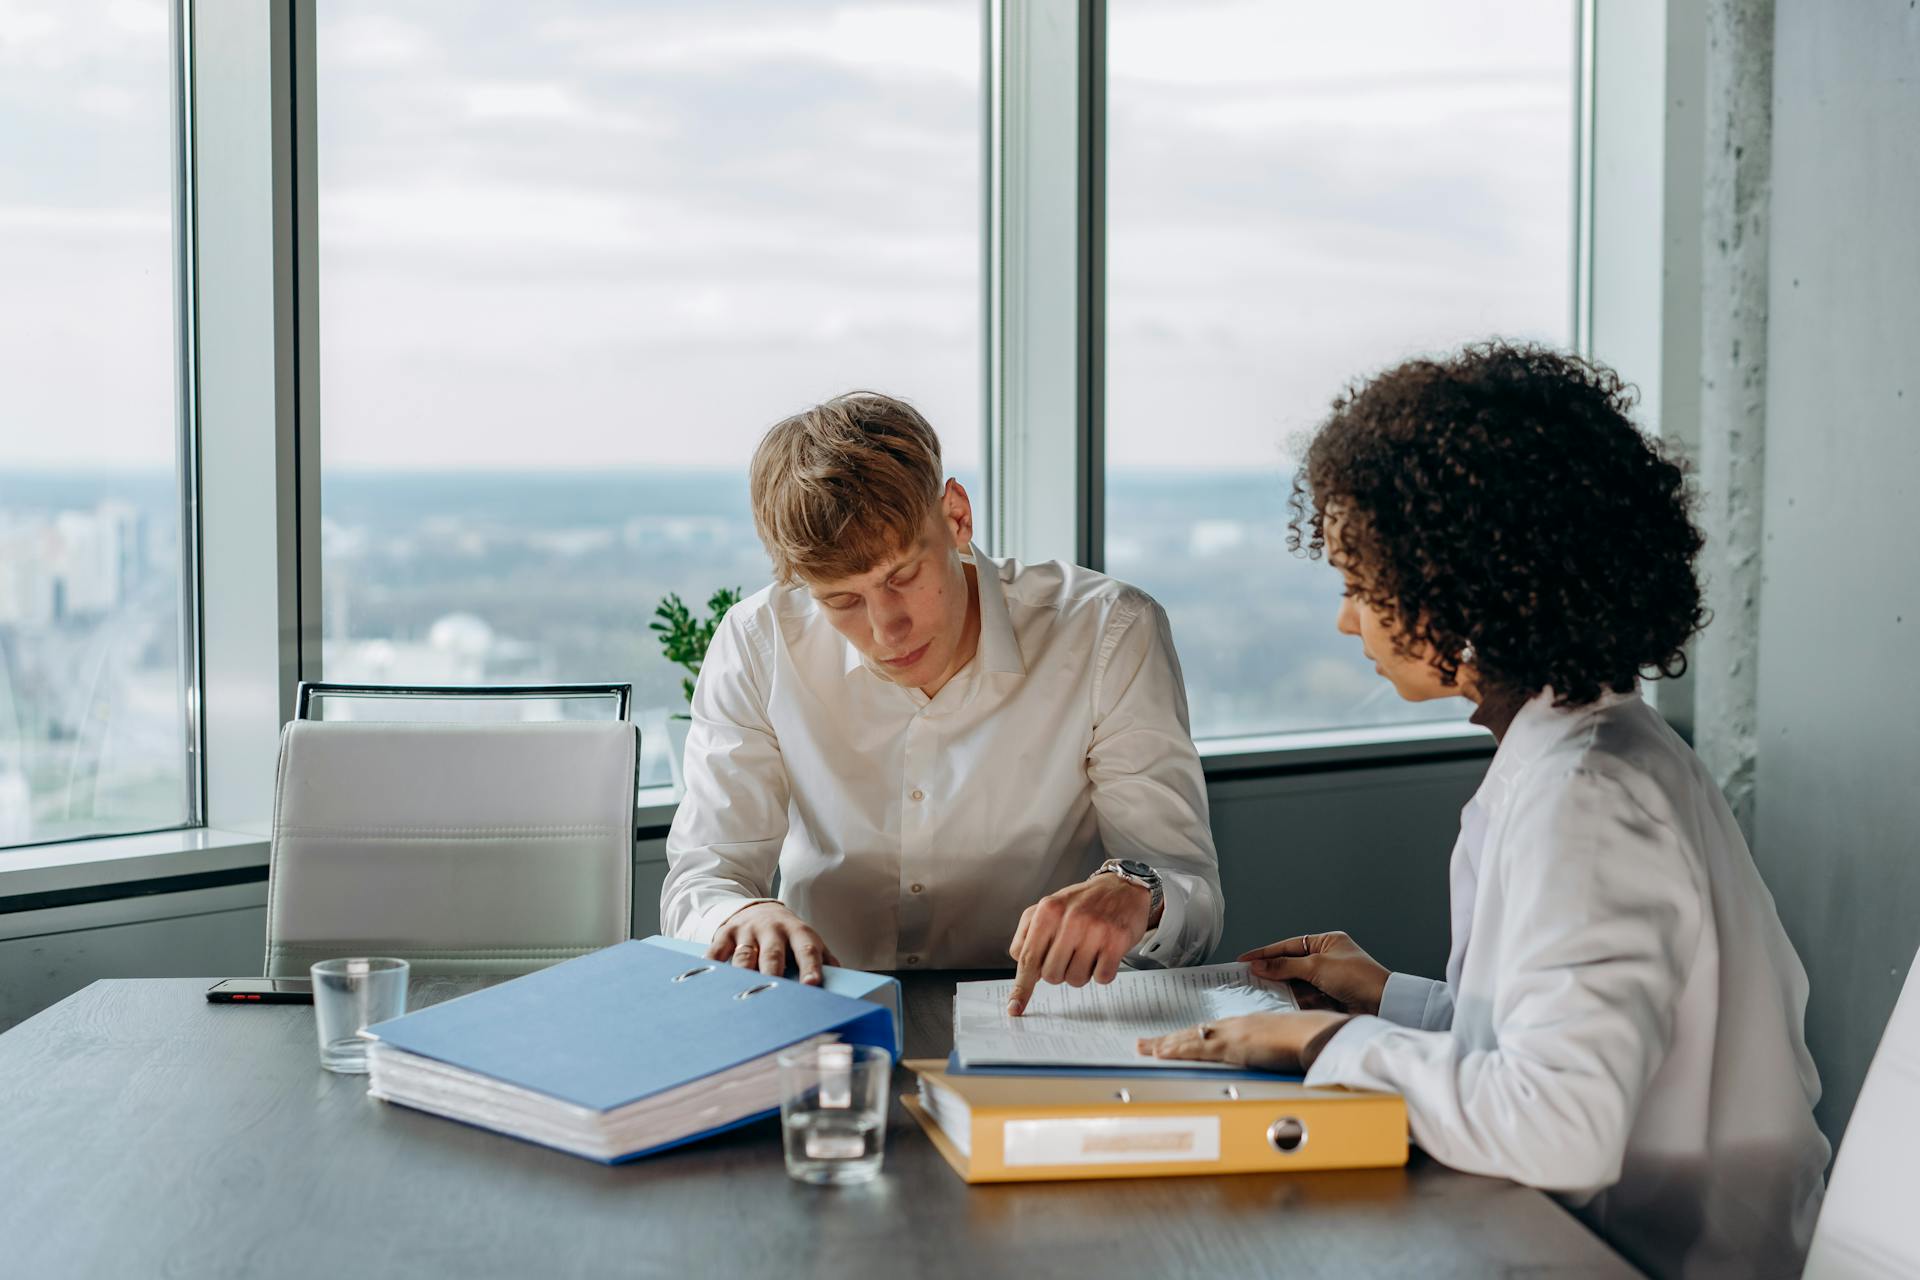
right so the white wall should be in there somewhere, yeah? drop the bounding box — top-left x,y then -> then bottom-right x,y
1746,0 -> 1920,1146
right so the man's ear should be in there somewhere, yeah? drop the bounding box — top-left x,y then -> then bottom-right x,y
941,478 -> 974,549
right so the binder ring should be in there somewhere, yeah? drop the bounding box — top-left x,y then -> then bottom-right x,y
672,966 -> 715,982
1113,1088 -> 1133,1104
735,983 -> 775,1000
1222,1085 -> 1240,1101
1267,1115 -> 1309,1154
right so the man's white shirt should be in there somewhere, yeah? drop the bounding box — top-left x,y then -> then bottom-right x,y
660,546 -> 1223,971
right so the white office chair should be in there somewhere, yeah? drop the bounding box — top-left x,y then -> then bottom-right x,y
264,683 -> 638,978
1803,945 -> 1920,1278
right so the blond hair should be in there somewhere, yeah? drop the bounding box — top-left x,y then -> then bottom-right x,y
750,391 -> 946,584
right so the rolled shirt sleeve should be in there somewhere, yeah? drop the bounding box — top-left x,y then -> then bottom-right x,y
1086,592 -> 1224,968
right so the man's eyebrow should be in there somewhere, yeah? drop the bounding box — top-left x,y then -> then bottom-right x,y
810,553 -> 919,602
802,556 -> 906,602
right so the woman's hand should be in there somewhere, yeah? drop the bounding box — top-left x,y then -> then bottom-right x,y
1137,1011 -> 1353,1073
1241,931 -> 1390,1015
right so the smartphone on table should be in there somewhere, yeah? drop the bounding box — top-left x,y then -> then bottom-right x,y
206,977 -> 313,1004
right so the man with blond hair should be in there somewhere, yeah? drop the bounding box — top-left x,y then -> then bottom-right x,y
661,392 -> 1221,1013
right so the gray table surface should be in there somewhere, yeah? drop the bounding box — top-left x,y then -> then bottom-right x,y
0,974 -> 1639,1279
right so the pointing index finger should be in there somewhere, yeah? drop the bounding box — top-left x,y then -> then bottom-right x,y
1006,952 -> 1041,1017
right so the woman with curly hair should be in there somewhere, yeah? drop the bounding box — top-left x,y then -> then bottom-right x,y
1139,343 -> 1828,1280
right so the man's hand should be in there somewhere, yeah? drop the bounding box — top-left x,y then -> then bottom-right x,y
1005,875 -> 1154,1016
1136,1011 -> 1352,1073
1240,931 -> 1389,1016
706,902 -> 839,986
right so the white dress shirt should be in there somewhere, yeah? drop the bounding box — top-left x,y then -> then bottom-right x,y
660,547 -> 1223,972
1306,688 -> 1829,1280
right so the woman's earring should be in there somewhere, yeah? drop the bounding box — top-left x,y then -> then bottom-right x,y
1458,642 -> 1476,665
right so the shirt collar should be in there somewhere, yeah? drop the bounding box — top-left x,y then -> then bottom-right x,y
969,545 -> 1027,677
1474,684 -> 1641,811
840,543 -> 1027,680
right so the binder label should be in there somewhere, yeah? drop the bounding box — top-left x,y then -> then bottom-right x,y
1002,1116 -> 1221,1167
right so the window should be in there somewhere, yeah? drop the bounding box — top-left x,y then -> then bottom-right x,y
0,0 -> 192,848
315,0 -> 984,786
1104,0 -> 1577,739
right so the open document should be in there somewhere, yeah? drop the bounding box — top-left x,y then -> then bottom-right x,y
952,963 -> 1299,1071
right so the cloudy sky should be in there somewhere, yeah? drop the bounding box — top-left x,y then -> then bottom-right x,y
1,0 -> 1572,473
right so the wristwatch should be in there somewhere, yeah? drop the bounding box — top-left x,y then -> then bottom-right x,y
1095,858 -> 1163,923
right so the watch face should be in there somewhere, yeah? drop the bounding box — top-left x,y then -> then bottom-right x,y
1117,859 -> 1154,879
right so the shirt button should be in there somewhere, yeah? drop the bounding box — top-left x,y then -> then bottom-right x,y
910,883 -> 924,894
910,789 -> 925,801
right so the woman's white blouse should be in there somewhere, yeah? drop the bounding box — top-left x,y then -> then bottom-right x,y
1306,690 -> 1829,1280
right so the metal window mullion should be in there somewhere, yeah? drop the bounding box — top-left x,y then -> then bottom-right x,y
291,0 -> 322,684
1078,1 -> 1105,571
987,0 -> 1104,570
1572,0 -> 1597,356
170,0 -> 205,828
191,0 -> 314,831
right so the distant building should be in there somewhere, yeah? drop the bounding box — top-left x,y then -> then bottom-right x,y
0,503 -> 145,626
0,520 -> 57,627
322,612 -> 556,720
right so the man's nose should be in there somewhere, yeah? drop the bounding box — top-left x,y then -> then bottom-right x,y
1335,597 -> 1360,636
872,600 -> 912,644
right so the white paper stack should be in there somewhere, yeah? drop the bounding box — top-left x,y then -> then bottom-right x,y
951,962 -> 1298,1071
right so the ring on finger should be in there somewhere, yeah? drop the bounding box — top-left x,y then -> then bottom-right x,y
1199,1023 -> 1217,1041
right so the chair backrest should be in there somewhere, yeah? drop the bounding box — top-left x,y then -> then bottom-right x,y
264,712 -> 638,978
294,681 -> 633,723
1803,946 -> 1920,1278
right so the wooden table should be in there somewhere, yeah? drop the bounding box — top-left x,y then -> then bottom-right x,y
0,974 -> 1639,1278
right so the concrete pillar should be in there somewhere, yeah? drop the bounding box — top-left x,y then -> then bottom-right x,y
1693,0 -> 1774,836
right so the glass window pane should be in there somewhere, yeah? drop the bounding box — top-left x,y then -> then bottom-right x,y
0,0 -> 190,848
317,0 -> 983,787
1105,1 -> 1575,739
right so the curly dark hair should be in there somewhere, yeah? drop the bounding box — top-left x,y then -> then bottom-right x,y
1285,341 -> 1707,708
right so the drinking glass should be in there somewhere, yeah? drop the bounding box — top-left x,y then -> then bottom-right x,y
311,957 -> 409,1074
778,1042 -> 892,1185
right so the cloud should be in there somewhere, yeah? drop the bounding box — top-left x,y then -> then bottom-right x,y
0,204 -> 168,237
542,3 -> 977,84
1108,0 -> 1571,87
325,14 -> 437,71
0,0 -> 162,70
459,80 -> 673,136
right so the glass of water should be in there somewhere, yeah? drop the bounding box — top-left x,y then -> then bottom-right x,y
778,1042 -> 892,1185
311,957 -> 409,1074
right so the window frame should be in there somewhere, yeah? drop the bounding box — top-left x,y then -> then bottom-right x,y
993,0 -> 1593,749
9,0 -> 1653,887
0,0 -> 209,856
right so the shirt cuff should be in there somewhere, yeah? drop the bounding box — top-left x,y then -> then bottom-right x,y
1379,972 -> 1447,1029
1126,870 -> 1188,968
690,896 -> 782,944
1301,1014 -> 1397,1087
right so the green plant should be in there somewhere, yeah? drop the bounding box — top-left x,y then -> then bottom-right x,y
651,587 -> 744,714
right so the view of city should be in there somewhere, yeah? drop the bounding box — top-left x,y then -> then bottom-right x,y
1,0 -> 1566,845
0,449 -> 1549,840
0,462 -> 1461,845
0,471 -> 188,846
317,464 -> 1459,792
